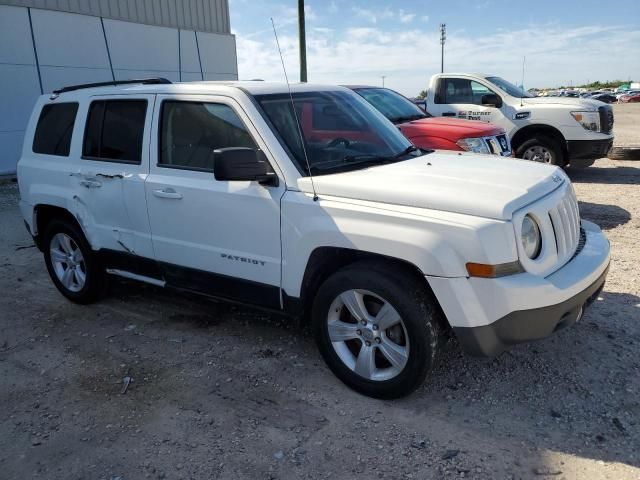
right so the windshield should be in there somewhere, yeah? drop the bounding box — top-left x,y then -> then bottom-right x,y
486,76 -> 534,98
354,87 -> 429,123
254,90 -> 423,176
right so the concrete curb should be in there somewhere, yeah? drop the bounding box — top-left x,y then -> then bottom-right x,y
608,146 -> 640,161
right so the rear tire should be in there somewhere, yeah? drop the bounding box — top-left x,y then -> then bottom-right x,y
312,261 -> 444,399
516,135 -> 565,166
43,219 -> 104,304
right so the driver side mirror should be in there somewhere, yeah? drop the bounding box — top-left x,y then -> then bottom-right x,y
213,147 -> 278,186
481,93 -> 503,108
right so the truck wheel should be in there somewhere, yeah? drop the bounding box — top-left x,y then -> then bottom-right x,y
43,219 -> 104,304
312,261 -> 444,399
516,136 -> 564,166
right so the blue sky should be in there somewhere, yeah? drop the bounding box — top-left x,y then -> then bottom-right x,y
228,0 -> 640,96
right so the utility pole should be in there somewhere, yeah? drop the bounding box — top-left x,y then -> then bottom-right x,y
298,0 -> 307,82
440,23 -> 446,73
381,75 -> 386,87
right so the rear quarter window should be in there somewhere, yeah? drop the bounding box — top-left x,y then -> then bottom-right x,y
32,103 -> 79,156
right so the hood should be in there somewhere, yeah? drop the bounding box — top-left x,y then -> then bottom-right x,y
399,117 -> 504,137
521,96 -> 602,109
297,153 -> 565,220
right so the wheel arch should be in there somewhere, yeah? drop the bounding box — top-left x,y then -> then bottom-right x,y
510,124 -> 568,161
291,246 -> 449,330
33,204 -> 88,251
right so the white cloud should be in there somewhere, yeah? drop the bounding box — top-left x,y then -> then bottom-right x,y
328,1 -> 338,13
236,24 -> 640,95
350,8 -> 419,25
352,6 -> 394,24
399,10 -> 416,23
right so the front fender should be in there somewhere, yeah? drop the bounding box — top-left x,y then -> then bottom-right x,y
281,192 -> 518,297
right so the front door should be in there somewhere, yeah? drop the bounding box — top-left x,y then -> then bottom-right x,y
430,77 -> 505,126
145,95 -> 285,308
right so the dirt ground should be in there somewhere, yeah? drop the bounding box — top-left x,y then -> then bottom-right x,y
612,103 -> 640,147
1,149 -> 639,478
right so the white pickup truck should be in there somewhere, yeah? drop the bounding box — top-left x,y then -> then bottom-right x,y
18,79 -> 610,398
425,73 -> 614,167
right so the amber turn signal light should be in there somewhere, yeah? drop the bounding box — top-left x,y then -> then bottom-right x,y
466,261 -> 524,278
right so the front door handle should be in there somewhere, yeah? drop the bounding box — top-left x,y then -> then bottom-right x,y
79,179 -> 102,188
152,188 -> 183,199
442,112 -> 456,117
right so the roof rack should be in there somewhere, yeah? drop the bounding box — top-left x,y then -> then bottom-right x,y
52,78 -> 172,95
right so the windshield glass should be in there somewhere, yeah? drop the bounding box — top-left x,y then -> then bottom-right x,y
255,90 -> 422,176
486,76 -> 534,98
354,87 -> 429,123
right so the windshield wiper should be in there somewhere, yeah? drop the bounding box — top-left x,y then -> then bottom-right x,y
340,146 -> 424,164
393,145 -> 421,158
391,114 -> 427,123
340,154 -> 394,165
309,146 -> 427,174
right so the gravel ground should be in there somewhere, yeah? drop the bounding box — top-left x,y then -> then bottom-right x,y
1,163 -> 639,477
612,104 -> 640,147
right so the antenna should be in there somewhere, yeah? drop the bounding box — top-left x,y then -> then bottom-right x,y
439,24 -> 446,73
520,56 -> 526,106
270,17 -> 318,201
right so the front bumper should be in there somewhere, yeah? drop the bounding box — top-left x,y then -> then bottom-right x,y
427,220 -> 610,357
483,134 -> 512,157
453,263 -> 607,356
566,138 -> 613,167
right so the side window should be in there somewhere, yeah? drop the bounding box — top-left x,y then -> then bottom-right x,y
159,101 -> 257,171
470,81 -> 494,104
82,100 -> 147,163
443,78 -> 473,104
32,103 -> 79,156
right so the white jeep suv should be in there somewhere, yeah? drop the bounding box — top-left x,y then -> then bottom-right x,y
17,79 -> 610,398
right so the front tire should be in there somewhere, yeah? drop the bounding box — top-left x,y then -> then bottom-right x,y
516,135 -> 565,166
312,261 -> 444,399
43,219 -> 104,304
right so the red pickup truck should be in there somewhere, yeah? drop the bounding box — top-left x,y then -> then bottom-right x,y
348,86 -> 512,157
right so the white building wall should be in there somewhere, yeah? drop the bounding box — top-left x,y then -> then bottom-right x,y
198,31 -> 238,81
30,8 -> 113,92
0,4 -> 237,175
179,29 -> 204,82
1,0 -> 231,35
104,19 -> 181,82
0,6 -> 42,174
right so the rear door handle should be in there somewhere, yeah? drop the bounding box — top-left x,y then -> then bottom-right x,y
152,188 -> 183,199
442,112 -> 456,117
79,179 -> 102,188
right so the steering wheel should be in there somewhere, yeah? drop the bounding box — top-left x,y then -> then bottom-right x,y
327,137 -> 350,149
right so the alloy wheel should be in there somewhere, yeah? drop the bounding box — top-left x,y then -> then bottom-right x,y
50,233 -> 86,293
327,289 -> 409,382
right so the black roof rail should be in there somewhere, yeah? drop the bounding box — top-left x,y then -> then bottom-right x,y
52,78 -> 172,95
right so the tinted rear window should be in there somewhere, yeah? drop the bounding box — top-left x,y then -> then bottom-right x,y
32,103 -> 79,156
82,100 -> 147,163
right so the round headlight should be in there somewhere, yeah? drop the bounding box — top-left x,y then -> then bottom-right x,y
521,215 -> 542,259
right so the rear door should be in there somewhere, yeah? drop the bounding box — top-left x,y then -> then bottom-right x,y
71,95 -> 155,259
144,94 -> 285,308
